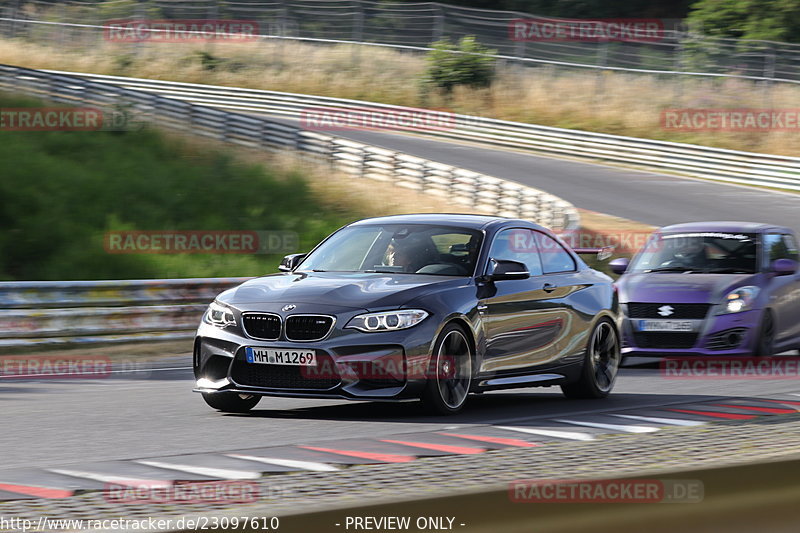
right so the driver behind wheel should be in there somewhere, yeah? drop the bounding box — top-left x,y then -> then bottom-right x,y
665,238 -> 708,268
386,236 -> 438,273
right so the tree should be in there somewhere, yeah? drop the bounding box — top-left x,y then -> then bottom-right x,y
687,0 -> 800,43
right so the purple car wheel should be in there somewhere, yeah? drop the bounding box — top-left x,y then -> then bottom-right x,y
561,319 -> 620,399
753,310 -> 776,357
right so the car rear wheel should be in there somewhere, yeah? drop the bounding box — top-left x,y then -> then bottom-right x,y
561,318 -> 620,399
202,392 -> 260,413
752,309 -> 775,357
422,324 -> 473,415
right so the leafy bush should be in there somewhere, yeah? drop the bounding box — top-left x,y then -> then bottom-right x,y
422,36 -> 496,94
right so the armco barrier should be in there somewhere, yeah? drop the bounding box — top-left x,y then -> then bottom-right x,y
32,68 -> 800,192
0,64 -> 579,230
0,278 -> 248,349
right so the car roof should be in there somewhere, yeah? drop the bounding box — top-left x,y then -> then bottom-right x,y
659,221 -> 791,234
348,213 -> 533,231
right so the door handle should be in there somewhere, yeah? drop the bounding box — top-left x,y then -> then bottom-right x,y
542,283 -> 557,293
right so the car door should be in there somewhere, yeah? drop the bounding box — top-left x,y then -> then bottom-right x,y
763,233 -> 800,344
479,228 -> 568,374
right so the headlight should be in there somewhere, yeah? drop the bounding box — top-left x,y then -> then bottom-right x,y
204,301 -> 237,328
346,309 -> 429,332
720,286 -> 760,314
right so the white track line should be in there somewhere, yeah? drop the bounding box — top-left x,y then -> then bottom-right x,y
226,454 -> 339,472
135,460 -> 260,480
496,426 -> 595,441
612,414 -> 706,426
554,419 -> 659,433
49,468 -> 172,488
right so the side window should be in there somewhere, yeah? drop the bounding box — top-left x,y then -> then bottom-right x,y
764,233 -> 800,266
783,234 -> 799,261
487,228 -> 543,276
536,232 -> 577,274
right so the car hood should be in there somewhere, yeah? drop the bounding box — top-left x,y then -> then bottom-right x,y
616,272 -> 762,304
216,272 -> 469,311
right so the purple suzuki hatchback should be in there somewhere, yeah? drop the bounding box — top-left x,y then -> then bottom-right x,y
611,222 -> 800,357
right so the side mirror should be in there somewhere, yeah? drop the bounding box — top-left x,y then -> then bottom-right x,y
484,258 -> 529,281
609,258 -> 630,275
279,253 -> 307,272
771,258 -> 798,276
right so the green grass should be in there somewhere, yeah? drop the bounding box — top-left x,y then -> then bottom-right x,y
0,95 -> 355,280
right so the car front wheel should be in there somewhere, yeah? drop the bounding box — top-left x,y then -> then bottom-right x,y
202,392 -> 260,413
752,309 -> 775,357
562,318 -> 620,399
422,324 -> 473,415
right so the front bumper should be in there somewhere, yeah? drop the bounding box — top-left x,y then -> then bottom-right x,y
621,308 -> 761,356
193,317 -> 440,401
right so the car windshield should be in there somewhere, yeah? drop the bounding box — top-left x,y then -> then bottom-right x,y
629,232 -> 759,274
297,224 -> 483,276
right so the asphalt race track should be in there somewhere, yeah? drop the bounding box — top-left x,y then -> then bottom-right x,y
2,356 -> 800,499
267,115 -> 800,234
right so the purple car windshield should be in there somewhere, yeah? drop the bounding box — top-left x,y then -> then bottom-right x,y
629,232 -> 759,274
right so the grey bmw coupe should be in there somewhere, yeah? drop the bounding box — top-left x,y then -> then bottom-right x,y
194,214 -> 621,414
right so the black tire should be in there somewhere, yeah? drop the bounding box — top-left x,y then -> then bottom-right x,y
561,318 -> 620,399
422,323 -> 473,415
202,392 -> 260,413
752,309 -> 776,357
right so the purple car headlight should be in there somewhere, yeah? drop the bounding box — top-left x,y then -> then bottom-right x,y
720,286 -> 760,314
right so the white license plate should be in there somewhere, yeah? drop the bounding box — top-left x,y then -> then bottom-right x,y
636,320 -> 695,332
245,347 -> 316,366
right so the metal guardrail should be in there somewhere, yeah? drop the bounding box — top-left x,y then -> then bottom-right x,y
0,278 -> 248,349
32,68 -> 800,192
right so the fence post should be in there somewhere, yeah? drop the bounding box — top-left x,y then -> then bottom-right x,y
432,3 -> 444,42
762,44 -> 776,107
594,40 -> 609,106
352,0 -> 364,65
9,0 -> 21,39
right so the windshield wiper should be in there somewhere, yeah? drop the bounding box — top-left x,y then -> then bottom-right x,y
703,267 -> 754,274
643,266 -> 695,273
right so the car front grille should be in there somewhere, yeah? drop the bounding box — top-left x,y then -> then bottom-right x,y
632,332 -> 699,349
285,315 -> 335,341
230,353 -> 340,390
242,313 -> 282,340
627,303 -> 711,320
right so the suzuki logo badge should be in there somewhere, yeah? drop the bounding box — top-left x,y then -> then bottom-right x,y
281,304 -> 296,312
657,305 -> 674,317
